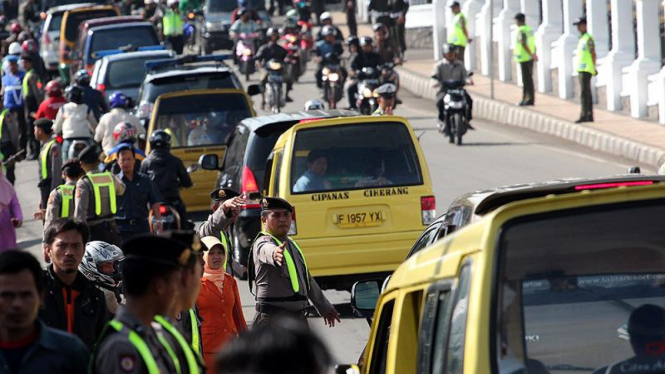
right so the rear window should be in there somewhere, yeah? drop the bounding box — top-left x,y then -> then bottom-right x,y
64,9 -> 118,42
145,73 -> 236,103
105,56 -> 163,89
496,199 -> 665,374
154,94 -> 251,148
48,14 -> 64,32
290,122 -> 423,194
89,27 -> 159,60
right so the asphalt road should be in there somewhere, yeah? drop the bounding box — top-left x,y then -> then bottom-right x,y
11,59 -> 647,364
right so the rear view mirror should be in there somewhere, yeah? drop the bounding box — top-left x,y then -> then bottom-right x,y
351,280 -> 381,317
335,365 -> 361,374
199,154 -> 219,170
247,84 -> 262,96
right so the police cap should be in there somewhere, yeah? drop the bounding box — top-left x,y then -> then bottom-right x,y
210,188 -> 240,203
20,52 -> 32,62
514,13 -> 525,22
261,197 -> 293,213
449,1 -> 460,8
62,158 -> 83,173
5,55 -> 18,63
122,230 -> 201,268
573,17 -> 587,25
78,144 -> 102,164
34,118 -> 53,133
374,83 -> 397,98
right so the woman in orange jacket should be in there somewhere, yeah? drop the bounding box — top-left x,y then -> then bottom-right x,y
198,236 -> 248,371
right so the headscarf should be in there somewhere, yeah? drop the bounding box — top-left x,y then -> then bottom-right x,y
202,243 -> 226,291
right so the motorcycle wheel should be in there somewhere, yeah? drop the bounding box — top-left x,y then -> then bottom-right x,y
453,113 -> 463,146
329,85 -> 336,109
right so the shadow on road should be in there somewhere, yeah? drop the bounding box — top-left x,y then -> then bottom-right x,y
18,238 -> 42,250
461,141 -> 531,147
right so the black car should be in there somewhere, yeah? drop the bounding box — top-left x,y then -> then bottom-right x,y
200,110 -> 357,269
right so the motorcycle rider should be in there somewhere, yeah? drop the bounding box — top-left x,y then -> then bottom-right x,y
53,85 -> 97,162
314,25 -> 344,89
95,91 -> 143,154
316,12 -> 343,42
231,0 -> 262,23
140,129 -> 193,226
431,44 -> 473,133
255,28 -> 292,108
230,8 -> 261,60
304,99 -> 325,110
368,0 -> 408,57
73,69 -> 109,121
374,22 -> 402,104
345,36 -> 381,110
346,35 -> 359,56
36,80 -> 66,121
79,241 -> 125,314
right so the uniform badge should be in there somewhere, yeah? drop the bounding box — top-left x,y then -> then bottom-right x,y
47,194 -> 54,205
119,355 -> 136,372
76,188 -> 82,198
218,190 -> 226,199
261,199 -> 268,209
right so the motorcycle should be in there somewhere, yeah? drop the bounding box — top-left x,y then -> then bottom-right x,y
355,66 -> 381,115
265,59 -> 285,113
297,20 -> 314,58
149,203 -> 182,232
321,54 -> 344,109
283,33 -> 302,83
236,32 -> 259,80
379,61 -> 397,85
435,74 -> 472,146
184,10 -> 202,54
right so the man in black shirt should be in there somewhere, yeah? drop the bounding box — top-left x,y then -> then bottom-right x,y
255,28 -> 292,107
345,37 -> 381,109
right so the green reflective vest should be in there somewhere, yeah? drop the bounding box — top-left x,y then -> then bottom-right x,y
40,139 -> 56,181
577,33 -> 596,74
108,320 -> 162,374
220,231 -> 229,271
514,25 -> 536,63
164,9 -> 184,36
188,308 -> 201,358
22,69 -> 40,98
448,13 -> 468,47
154,316 -> 201,374
59,185 -> 75,218
261,231 -> 310,293
87,172 -> 117,215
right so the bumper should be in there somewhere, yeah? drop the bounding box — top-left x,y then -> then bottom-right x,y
202,31 -> 234,50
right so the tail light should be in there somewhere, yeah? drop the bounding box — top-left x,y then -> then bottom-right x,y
96,83 -> 105,93
574,181 -> 654,191
421,196 -> 436,225
288,207 -> 297,235
159,205 -> 168,215
241,166 -> 259,194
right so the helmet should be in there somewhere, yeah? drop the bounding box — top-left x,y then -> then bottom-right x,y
320,12 -> 332,22
8,42 -> 22,55
373,22 -> 388,35
113,122 -> 138,143
237,7 -> 248,17
286,9 -> 299,22
346,35 -> 359,47
266,27 -> 279,38
441,43 -> 454,55
45,80 -> 63,97
109,91 -> 129,109
66,85 -> 84,104
75,69 -> 91,86
10,22 -> 21,34
22,40 -> 36,54
167,0 -> 178,6
79,241 -> 124,290
149,129 -> 172,149
360,36 -> 373,46
322,25 -> 337,37
304,99 -> 325,111
144,0 -> 155,4
238,0 -> 248,7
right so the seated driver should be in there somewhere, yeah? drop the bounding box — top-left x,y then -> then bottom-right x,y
293,150 -> 332,193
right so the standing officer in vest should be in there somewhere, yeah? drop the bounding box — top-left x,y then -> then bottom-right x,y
573,17 -> 596,123
34,118 -> 62,219
250,197 -> 340,327
22,53 -> 43,160
448,1 -> 471,63
74,144 -> 125,245
163,0 -> 185,54
44,159 -> 84,250
514,13 -> 537,107
92,233 -> 202,374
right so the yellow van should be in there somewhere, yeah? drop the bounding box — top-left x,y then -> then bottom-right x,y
146,89 -> 256,212
264,115 -> 435,290
347,181 -> 665,374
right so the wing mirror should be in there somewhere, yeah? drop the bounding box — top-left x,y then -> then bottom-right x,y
199,154 -> 219,170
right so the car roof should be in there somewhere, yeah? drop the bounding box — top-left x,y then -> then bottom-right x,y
48,3 -> 97,14
145,65 -> 232,81
238,110 -> 359,132
89,22 -> 154,32
101,50 -> 174,62
63,4 -> 117,14
81,15 -> 143,29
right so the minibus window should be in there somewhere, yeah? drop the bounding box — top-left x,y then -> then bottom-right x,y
496,199 -> 665,374
419,287 -> 451,374
370,300 -> 395,374
436,264 -> 471,374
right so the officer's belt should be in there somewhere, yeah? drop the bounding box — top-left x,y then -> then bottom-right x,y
257,294 -> 308,303
255,303 -> 306,317
87,217 -> 117,226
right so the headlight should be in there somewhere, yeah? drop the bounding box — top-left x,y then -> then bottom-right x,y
328,73 -> 339,82
362,88 -> 373,98
288,35 -> 297,43
242,49 -> 252,56
269,61 -> 282,70
448,101 -> 464,109
322,67 -> 330,75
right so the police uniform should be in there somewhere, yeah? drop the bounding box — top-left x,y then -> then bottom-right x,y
174,306 -> 203,361
36,119 -> 62,210
372,83 -> 396,116
44,158 -> 81,229
574,17 -> 596,123
74,144 -> 125,246
448,3 -> 468,62
514,14 -> 536,106
250,197 -> 335,327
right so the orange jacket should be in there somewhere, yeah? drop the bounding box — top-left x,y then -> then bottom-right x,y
197,273 -> 247,372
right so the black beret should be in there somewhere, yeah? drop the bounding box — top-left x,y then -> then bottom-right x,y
261,197 -> 293,213
62,158 -> 83,173
514,13 -> 525,22
210,188 -> 240,203
34,118 -> 53,132
78,144 -> 101,164
573,17 -> 587,25
122,230 -> 201,267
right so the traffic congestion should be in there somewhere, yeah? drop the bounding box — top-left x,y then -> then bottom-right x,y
1,0 -> 665,374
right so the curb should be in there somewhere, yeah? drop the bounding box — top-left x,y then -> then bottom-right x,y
398,67 -> 665,168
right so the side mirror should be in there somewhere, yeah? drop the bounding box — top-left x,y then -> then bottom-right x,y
199,154 -> 219,170
351,280 -> 381,317
247,84 -> 262,96
334,365 -> 361,374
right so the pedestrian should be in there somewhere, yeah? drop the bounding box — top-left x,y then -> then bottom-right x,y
373,83 -> 397,115
448,1 -> 471,62
91,232 -> 202,374
0,250 -> 89,374
1,55 -> 27,159
344,0 -> 357,37
21,53 -> 43,159
95,92 -> 144,154
0,163 -> 22,252
249,197 -> 341,327
39,218 -> 111,349
573,17 -> 596,124
35,80 -> 66,121
33,119 -> 62,221
74,144 -> 125,246
44,158 -> 84,239
216,316 -> 331,374
115,143 -> 162,242
198,235 -> 247,371
163,0 -> 185,54
0,101 -> 21,185
514,13 -> 536,106
53,85 -> 97,162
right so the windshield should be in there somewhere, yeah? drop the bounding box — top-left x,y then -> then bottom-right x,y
64,9 -> 117,43
106,56 -> 163,89
89,27 -> 159,60
145,72 -> 236,103
206,0 -> 265,12
289,122 -> 423,194
154,94 -> 251,148
496,199 -> 665,374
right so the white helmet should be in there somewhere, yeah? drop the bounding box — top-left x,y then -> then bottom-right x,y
320,12 -> 332,22
8,42 -> 21,55
304,99 -> 325,111
145,0 -> 155,4
79,241 -> 124,290
167,0 -> 178,6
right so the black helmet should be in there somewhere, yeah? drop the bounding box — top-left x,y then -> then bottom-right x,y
441,43 -> 455,55
266,27 -> 279,38
360,36 -> 373,46
373,22 -> 387,33
237,7 -> 248,17
322,25 -> 337,37
74,69 -> 90,86
149,129 -> 172,149
346,35 -> 359,47
65,85 -> 84,104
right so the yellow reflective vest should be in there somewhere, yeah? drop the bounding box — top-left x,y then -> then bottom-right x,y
514,25 -> 536,63
577,32 -> 596,75
448,13 -> 468,47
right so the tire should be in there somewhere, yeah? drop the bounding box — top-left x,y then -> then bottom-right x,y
329,85 -> 336,109
453,113 -> 463,146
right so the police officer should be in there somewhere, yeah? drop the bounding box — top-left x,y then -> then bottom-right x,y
34,119 -> 62,218
373,83 -> 396,115
448,1 -> 471,62
74,144 -> 125,246
91,232 -> 202,374
44,158 -> 84,243
368,0 -> 408,57
514,13 -> 537,106
250,197 -> 340,327
22,53 -> 43,158
163,0 -> 185,54
574,17 -> 596,124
